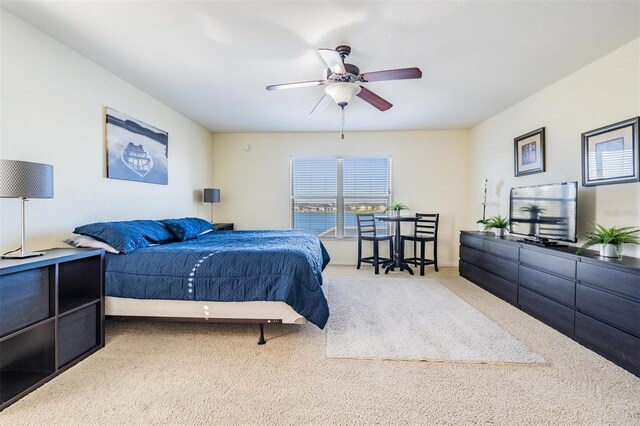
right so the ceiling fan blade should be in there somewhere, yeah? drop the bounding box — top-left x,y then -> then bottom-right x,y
318,48 -> 346,74
359,67 -> 422,82
357,86 -> 393,111
309,94 -> 332,115
266,80 -> 326,91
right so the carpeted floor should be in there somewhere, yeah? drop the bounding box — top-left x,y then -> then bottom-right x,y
326,274 -> 545,364
1,266 -> 639,425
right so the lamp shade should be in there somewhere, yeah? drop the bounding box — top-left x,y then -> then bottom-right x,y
325,82 -> 361,104
203,188 -> 220,203
0,159 -> 54,199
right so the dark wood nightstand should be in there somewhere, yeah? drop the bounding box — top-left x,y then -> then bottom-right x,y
214,223 -> 234,231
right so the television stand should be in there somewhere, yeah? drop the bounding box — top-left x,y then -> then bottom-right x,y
516,236 -> 566,247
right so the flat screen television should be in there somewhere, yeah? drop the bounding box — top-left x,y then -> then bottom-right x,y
509,181 -> 578,244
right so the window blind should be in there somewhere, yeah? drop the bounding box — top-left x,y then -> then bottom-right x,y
291,156 -> 391,237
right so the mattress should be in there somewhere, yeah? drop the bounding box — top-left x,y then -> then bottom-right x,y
105,296 -> 307,324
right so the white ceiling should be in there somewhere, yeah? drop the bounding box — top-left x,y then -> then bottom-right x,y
2,1 -> 639,133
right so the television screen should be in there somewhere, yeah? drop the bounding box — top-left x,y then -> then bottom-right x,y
509,182 -> 578,243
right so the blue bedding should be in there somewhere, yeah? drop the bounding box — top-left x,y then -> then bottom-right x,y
104,230 -> 330,328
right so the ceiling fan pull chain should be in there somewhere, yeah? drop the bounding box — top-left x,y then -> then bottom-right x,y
341,107 -> 345,140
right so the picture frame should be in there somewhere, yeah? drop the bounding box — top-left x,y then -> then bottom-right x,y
581,117 -> 639,187
105,107 -> 169,185
514,127 -> 545,177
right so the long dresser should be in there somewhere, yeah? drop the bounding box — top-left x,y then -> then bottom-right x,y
459,231 -> 639,376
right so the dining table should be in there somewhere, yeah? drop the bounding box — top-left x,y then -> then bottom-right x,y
376,215 -> 416,275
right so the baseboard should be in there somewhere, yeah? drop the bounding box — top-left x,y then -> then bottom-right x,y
329,261 -> 356,266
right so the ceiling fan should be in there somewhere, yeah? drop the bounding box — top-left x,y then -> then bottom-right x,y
266,45 -> 422,114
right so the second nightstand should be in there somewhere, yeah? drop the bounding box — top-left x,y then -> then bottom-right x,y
214,223 -> 234,231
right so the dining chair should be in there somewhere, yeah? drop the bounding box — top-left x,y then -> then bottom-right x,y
400,213 -> 439,276
356,213 -> 394,274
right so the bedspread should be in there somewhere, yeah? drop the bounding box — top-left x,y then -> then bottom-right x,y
105,230 -> 330,328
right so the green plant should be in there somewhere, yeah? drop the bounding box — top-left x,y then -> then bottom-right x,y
576,224 -> 640,254
476,219 -> 489,224
485,215 -> 509,229
387,201 -> 409,212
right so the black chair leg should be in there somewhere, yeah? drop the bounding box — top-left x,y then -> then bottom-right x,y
357,238 -> 362,269
434,240 -> 439,272
420,241 -> 426,276
373,242 -> 380,275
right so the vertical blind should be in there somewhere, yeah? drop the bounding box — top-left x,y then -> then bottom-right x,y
291,156 -> 391,237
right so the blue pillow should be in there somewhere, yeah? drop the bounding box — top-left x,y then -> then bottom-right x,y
74,220 -> 174,254
160,217 -> 215,242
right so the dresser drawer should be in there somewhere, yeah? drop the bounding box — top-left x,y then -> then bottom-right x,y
519,265 -> 575,307
484,240 -> 518,261
484,253 -> 518,283
575,312 -> 639,375
519,287 -> 574,336
521,249 -> 575,279
460,233 -> 484,251
460,245 -> 483,268
459,260 -> 484,287
577,262 -> 639,302
483,270 -> 518,306
576,284 -> 639,336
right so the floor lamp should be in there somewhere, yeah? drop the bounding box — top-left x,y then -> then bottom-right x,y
203,188 -> 220,224
0,159 -> 54,259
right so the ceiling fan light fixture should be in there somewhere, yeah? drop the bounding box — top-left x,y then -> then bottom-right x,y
325,82 -> 361,106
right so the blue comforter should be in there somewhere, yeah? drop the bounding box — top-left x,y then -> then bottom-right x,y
105,230 -> 331,328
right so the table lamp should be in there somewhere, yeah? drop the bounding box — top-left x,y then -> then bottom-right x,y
0,159 -> 54,259
203,188 -> 220,224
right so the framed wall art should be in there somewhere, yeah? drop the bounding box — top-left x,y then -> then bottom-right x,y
105,107 -> 168,185
581,117 -> 639,187
514,127 -> 545,177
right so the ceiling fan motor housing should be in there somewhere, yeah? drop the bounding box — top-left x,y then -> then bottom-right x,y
327,63 -> 360,83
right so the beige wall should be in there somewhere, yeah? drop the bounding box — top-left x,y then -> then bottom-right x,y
0,9 -> 215,252
212,131 -> 470,265
469,38 -> 640,257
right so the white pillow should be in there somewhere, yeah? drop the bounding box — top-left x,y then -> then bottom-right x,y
64,235 -> 119,254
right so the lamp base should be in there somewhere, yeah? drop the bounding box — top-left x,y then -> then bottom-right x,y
2,251 -> 46,259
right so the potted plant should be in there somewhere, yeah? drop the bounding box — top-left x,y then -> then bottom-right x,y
576,224 -> 640,259
387,201 -> 409,217
485,215 -> 509,237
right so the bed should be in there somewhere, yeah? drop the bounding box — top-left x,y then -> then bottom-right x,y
69,220 -> 330,344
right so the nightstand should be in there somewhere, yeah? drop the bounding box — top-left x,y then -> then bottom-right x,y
214,223 -> 234,231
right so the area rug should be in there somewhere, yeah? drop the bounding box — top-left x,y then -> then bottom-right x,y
326,274 -> 546,364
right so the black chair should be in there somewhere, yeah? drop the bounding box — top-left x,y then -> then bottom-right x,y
400,213 -> 439,276
356,213 -> 394,275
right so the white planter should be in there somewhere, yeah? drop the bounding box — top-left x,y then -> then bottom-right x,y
494,228 -> 506,237
477,223 -> 486,232
599,244 -> 618,258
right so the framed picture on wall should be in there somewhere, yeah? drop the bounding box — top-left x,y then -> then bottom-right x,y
105,107 -> 169,185
581,117 -> 639,187
514,127 -> 545,177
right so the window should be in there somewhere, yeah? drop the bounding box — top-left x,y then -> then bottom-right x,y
291,156 -> 391,238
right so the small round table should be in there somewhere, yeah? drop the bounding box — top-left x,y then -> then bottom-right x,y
376,215 -> 416,275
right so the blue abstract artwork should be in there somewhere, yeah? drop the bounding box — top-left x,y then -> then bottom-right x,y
105,108 -> 168,185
